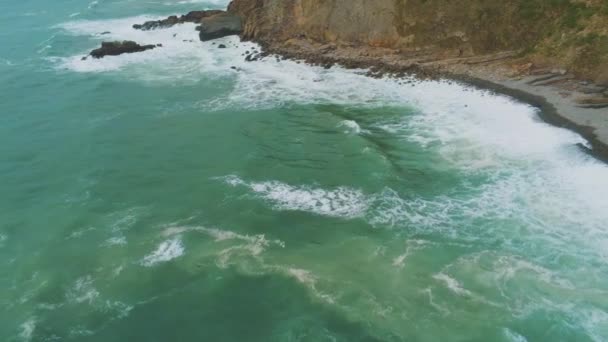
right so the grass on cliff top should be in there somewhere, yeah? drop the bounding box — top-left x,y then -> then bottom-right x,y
518,0 -> 604,29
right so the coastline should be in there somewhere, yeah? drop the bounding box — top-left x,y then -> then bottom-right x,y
123,8 -> 608,162
247,39 -> 608,163
455,75 -> 608,163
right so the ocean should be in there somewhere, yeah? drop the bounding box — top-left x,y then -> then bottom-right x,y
1,0 -> 608,341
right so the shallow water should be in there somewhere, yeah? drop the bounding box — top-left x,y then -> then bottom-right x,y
2,1 -> 608,341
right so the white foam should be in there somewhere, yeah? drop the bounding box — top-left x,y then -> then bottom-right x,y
161,225 -> 284,267
433,273 -> 472,296
67,275 -> 100,304
103,235 -> 127,246
140,237 -> 184,266
287,268 -> 317,286
104,300 -> 133,319
269,265 -> 334,304
108,208 -> 142,232
54,17 -> 253,83
112,265 -> 125,277
503,328 -> 528,342
392,240 -> 428,267
68,327 -> 94,338
421,288 -> 450,315
19,318 -> 36,342
580,308 -> 608,342
50,15 -> 608,328
66,227 -> 95,239
338,120 -> 363,134
223,176 -> 370,218
163,225 -> 285,247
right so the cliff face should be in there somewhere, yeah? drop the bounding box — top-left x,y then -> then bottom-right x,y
228,0 -> 608,81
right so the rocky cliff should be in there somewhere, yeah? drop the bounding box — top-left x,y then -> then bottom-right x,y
228,0 -> 608,82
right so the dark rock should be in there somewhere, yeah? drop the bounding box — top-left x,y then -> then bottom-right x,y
89,41 -> 157,59
133,10 -> 223,30
100,31 -> 111,35
245,53 -> 261,62
218,44 -> 227,49
580,85 -> 607,94
578,103 -> 608,109
197,13 -> 242,41
576,96 -> 608,109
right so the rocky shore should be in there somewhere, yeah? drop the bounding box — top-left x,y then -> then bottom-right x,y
245,38 -> 608,161
88,41 -> 160,59
224,0 -> 608,162
91,3 -> 608,161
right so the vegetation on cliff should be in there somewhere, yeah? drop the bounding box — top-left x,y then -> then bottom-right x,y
228,0 -> 608,82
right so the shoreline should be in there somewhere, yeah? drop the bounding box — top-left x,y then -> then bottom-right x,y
452,74 -> 608,163
248,39 -> 608,163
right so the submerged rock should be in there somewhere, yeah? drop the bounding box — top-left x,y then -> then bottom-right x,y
197,13 -> 242,41
133,10 -> 223,30
89,41 -> 157,58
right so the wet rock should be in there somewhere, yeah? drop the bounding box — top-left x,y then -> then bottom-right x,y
245,53 -> 261,62
133,10 -> 223,30
197,13 -> 242,41
580,85 -> 607,94
89,41 -> 157,58
218,44 -> 227,49
576,96 -> 608,109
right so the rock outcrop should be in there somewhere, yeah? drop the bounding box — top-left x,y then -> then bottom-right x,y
133,10 -> 223,30
196,13 -> 242,41
89,41 -> 158,58
227,0 -> 608,81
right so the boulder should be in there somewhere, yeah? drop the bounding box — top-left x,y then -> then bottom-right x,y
197,13 -> 242,41
90,41 -> 157,58
133,10 -> 224,30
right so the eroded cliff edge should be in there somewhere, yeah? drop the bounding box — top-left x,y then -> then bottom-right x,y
228,0 -> 608,160
229,0 -> 608,81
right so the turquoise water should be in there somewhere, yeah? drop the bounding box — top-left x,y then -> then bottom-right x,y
2,1 -> 608,341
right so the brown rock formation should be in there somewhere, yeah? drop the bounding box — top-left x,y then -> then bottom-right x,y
227,0 -> 608,80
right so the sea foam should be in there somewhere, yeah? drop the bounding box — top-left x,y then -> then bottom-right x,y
140,237 -> 184,266
223,176 -> 370,219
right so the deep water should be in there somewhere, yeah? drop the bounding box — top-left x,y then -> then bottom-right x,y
2,1 -> 608,341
